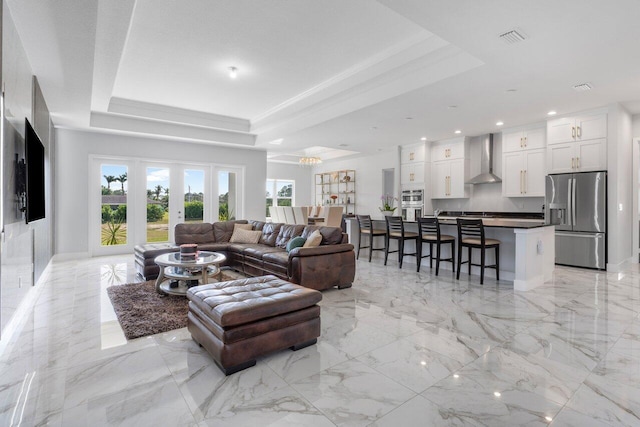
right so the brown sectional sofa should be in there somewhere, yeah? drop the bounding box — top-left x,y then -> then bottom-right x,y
134,219 -> 356,291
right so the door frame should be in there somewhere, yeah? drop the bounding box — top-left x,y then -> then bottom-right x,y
632,138 -> 640,261
89,156 -> 137,257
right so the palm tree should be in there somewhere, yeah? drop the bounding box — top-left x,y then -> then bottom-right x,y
154,185 -> 163,200
164,187 -> 170,199
116,173 -> 127,194
103,175 -> 116,190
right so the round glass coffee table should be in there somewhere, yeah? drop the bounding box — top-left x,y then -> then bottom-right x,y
154,251 -> 227,296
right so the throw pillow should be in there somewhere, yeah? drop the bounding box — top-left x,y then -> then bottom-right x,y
286,236 -> 306,252
303,230 -> 322,248
234,223 -> 253,231
229,228 -> 262,244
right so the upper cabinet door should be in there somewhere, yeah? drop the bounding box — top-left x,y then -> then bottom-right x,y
430,137 -> 465,162
576,139 -> 607,171
503,128 -> 546,152
502,131 -> 525,153
401,144 -> 425,164
523,127 -> 546,150
547,117 -> 576,145
548,114 -> 606,145
547,142 -> 575,174
431,162 -> 449,198
576,115 -> 607,141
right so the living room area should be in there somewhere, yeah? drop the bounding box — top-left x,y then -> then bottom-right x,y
4,0 -> 640,426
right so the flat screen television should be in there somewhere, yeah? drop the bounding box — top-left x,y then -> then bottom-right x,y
25,118 -> 45,223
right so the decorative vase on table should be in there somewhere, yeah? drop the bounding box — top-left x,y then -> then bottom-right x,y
382,210 -> 394,217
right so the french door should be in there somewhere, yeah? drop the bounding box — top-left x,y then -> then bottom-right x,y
91,158 -> 216,255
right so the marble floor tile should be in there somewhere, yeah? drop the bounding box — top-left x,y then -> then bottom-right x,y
199,386 -> 334,427
356,336 -> 471,393
421,372 -> 563,426
2,254 -> 640,425
291,359 -> 415,426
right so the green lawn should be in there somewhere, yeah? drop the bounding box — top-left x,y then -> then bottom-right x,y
102,212 -> 204,245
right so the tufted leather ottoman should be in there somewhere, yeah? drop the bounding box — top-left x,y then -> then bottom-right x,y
186,275 -> 322,375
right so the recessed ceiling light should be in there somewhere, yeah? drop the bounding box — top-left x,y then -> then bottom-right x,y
453,374 -> 460,378
338,143 -> 349,147
448,105 -> 458,109
371,126 -> 378,130
454,130 -> 462,134
420,137 -> 427,141
496,121 -> 504,126
494,392 -> 501,397
547,110 -> 557,116
405,117 -> 413,120
506,89 -> 517,93
420,361 -> 427,366
228,66 -> 238,79
269,138 -> 283,145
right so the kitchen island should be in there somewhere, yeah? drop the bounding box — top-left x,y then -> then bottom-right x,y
346,214 -> 554,291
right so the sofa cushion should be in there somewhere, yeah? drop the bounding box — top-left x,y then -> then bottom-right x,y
197,243 -> 231,252
244,245 -> 284,259
134,243 -> 178,258
286,236 -> 306,252
230,228 -> 262,244
249,220 -> 266,232
259,223 -> 282,247
275,224 -> 305,249
227,243 -> 254,253
302,226 -> 343,245
262,251 -> 290,266
175,223 -> 215,245
213,220 -> 249,242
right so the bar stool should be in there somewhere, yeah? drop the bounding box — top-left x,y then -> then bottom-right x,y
384,216 -> 419,270
417,217 -> 455,275
456,218 -> 500,285
356,215 -> 386,262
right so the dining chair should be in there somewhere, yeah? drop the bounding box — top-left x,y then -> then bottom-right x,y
320,206 -> 343,227
269,206 -> 280,223
356,215 -> 386,262
292,206 -> 308,225
384,216 -> 419,270
456,218 -> 501,285
282,207 -> 296,224
417,217 -> 455,275
275,206 -> 286,224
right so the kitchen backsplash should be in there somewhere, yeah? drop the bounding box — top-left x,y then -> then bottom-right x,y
431,182 -> 544,213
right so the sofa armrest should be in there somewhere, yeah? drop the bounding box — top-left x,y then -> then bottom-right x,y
287,244 -> 355,290
288,243 -> 354,258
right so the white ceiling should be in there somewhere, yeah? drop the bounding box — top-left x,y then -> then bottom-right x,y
7,0 -> 640,162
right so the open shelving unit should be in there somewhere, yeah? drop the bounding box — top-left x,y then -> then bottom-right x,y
315,170 -> 356,214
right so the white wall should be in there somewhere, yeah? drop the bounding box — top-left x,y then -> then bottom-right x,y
266,161 -> 313,206
55,128 -> 267,255
311,148 -> 400,219
607,104 -> 633,268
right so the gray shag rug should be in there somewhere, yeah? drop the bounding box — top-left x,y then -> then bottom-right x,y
107,272 -> 239,340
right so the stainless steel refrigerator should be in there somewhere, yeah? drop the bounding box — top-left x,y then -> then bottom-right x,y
545,171 -> 607,270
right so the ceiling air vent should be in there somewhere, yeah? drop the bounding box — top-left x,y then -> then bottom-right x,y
573,83 -> 593,92
499,29 -> 527,44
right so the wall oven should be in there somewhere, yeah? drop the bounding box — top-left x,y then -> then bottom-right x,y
401,189 -> 423,221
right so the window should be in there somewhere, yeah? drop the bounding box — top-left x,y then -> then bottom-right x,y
266,179 -> 294,217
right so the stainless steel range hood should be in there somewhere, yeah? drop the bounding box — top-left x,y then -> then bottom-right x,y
466,134 -> 502,184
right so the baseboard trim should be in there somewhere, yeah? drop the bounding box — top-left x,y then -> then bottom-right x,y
606,256 -> 634,272
52,252 -> 90,262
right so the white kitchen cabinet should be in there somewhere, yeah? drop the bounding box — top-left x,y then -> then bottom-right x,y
502,149 -> 545,197
502,127 -> 545,153
401,162 -> 425,185
401,143 -> 425,164
431,159 -> 468,198
547,113 -> 606,145
430,137 -> 465,162
546,138 -> 606,174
